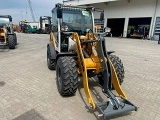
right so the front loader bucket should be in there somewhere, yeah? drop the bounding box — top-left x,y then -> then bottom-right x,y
96,98 -> 138,119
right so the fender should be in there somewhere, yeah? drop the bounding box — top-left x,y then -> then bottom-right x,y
56,52 -> 77,62
7,33 -> 14,35
107,51 -> 115,55
47,43 -> 57,60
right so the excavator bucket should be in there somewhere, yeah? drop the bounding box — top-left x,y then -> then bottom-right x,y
95,36 -> 138,119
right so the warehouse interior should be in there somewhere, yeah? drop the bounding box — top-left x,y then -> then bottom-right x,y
107,18 -> 125,37
127,17 -> 152,39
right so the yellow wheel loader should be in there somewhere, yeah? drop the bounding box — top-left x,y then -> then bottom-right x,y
0,15 -> 17,49
47,3 -> 138,119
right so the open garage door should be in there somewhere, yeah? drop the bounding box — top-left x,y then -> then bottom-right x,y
127,17 -> 151,39
107,18 -> 125,37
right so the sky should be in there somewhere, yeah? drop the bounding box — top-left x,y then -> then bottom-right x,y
0,0 -> 62,24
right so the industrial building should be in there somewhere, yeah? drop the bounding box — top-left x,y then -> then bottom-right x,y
64,0 -> 160,40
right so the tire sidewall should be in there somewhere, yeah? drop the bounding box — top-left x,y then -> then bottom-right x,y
47,47 -> 51,67
56,63 -> 63,94
108,54 -> 125,84
14,33 -> 17,45
8,35 -> 15,49
47,47 -> 56,70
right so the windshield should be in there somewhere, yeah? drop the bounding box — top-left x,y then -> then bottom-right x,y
0,17 -> 9,27
62,10 -> 93,34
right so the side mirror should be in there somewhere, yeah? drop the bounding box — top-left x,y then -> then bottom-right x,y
100,12 -> 104,21
9,17 -> 12,22
57,8 -> 62,19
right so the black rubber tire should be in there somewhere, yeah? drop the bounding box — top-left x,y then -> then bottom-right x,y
56,57 -> 78,96
47,47 -> 56,70
108,54 -> 125,85
158,40 -> 160,44
8,35 -> 16,49
98,54 -> 125,87
14,33 -> 17,45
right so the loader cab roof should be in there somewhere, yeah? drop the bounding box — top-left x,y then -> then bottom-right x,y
0,15 -> 12,22
0,15 -> 12,28
52,4 -> 94,35
52,3 -> 95,12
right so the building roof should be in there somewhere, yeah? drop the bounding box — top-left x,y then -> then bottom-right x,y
63,0 -> 119,5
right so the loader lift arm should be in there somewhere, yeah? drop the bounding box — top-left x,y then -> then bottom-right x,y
96,35 -> 138,118
71,32 -> 138,119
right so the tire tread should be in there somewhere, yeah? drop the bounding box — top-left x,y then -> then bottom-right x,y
57,57 -> 78,96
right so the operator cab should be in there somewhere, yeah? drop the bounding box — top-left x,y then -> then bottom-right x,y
52,5 -> 93,34
51,4 -> 94,52
51,3 -> 104,53
61,9 -> 93,35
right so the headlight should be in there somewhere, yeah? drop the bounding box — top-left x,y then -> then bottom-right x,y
61,25 -> 68,31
